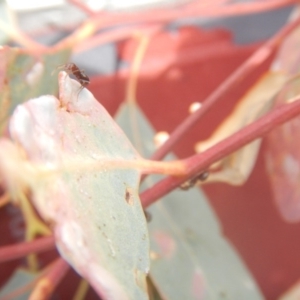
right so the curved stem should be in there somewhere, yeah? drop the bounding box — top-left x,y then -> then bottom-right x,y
74,24 -> 146,53
141,95 -> 300,207
29,258 -> 69,300
125,32 -> 151,105
0,236 -> 55,263
67,0 -> 97,16
88,0 -> 297,33
56,0 -> 297,53
73,279 -> 89,300
148,15 -> 300,163
48,157 -> 187,176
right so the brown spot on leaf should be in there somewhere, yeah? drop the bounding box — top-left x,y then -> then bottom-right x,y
125,187 -> 134,205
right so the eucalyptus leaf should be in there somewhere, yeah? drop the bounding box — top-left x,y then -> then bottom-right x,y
115,102 -> 264,300
2,73 -> 149,300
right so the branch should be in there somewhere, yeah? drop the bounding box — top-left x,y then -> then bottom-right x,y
141,95 -> 300,207
29,258 -> 69,300
67,0 -> 98,16
148,15 -> 300,162
47,158 -> 187,177
0,236 -> 55,263
55,0 -> 297,52
88,0 -> 298,30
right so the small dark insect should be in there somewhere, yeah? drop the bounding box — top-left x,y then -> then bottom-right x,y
180,171 -> 209,190
56,63 -> 90,95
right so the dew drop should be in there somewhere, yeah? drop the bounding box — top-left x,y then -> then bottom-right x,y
125,187 -> 134,205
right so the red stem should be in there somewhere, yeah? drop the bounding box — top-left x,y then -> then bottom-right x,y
74,24 -> 160,53
0,253 -> 68,300
141,95 -> 300,207
55,0 -> 296,52
29,258 -> 69,300
0,236 -> 55,263
90,0 -> 297,29
67,0 -> 97,16
148,15 -> 300,162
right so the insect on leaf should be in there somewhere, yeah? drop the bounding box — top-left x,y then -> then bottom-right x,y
2,72 -> 150,299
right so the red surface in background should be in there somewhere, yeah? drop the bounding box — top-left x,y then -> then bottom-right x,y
0,203 -> 99,299
1,25 -> 299,299
89,26 -> 300,299
0,205 -> 24,288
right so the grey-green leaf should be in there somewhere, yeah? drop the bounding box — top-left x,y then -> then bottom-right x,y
115,102 -> 264,300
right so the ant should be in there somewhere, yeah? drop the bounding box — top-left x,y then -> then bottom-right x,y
55,63 -> 90,96
180,171 -> 209,190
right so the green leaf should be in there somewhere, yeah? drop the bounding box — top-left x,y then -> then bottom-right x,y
3,73 -> 149,299
0,46 -> 71,134
115,102 -> 264,300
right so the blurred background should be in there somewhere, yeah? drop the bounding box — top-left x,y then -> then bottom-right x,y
1,1 -> 300,299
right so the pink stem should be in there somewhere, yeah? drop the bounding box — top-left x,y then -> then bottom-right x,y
29,258 -> 69,300
89,0 -> 297,30
141,95 -> 300,207
0,236 -> 55,263
148,15 -> 300,162
74,24 -> 160,53
67,0 -> 97,16
55,0 -> 296,52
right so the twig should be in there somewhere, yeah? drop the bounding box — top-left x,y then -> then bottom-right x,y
193,0 -> 299,18
29,258 -> 69,300
85,0 -> 298,33
74,24 -> 137,53
0,257 -> 68,300
141,95 -> 300,207
56,0 -> 297,52
73,279 -> 89,300
67,0 -> 98,16
0,236 -> 55,263
148,15 -> 300,162
42,157 -> 187,177
125,29 -> 156,105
